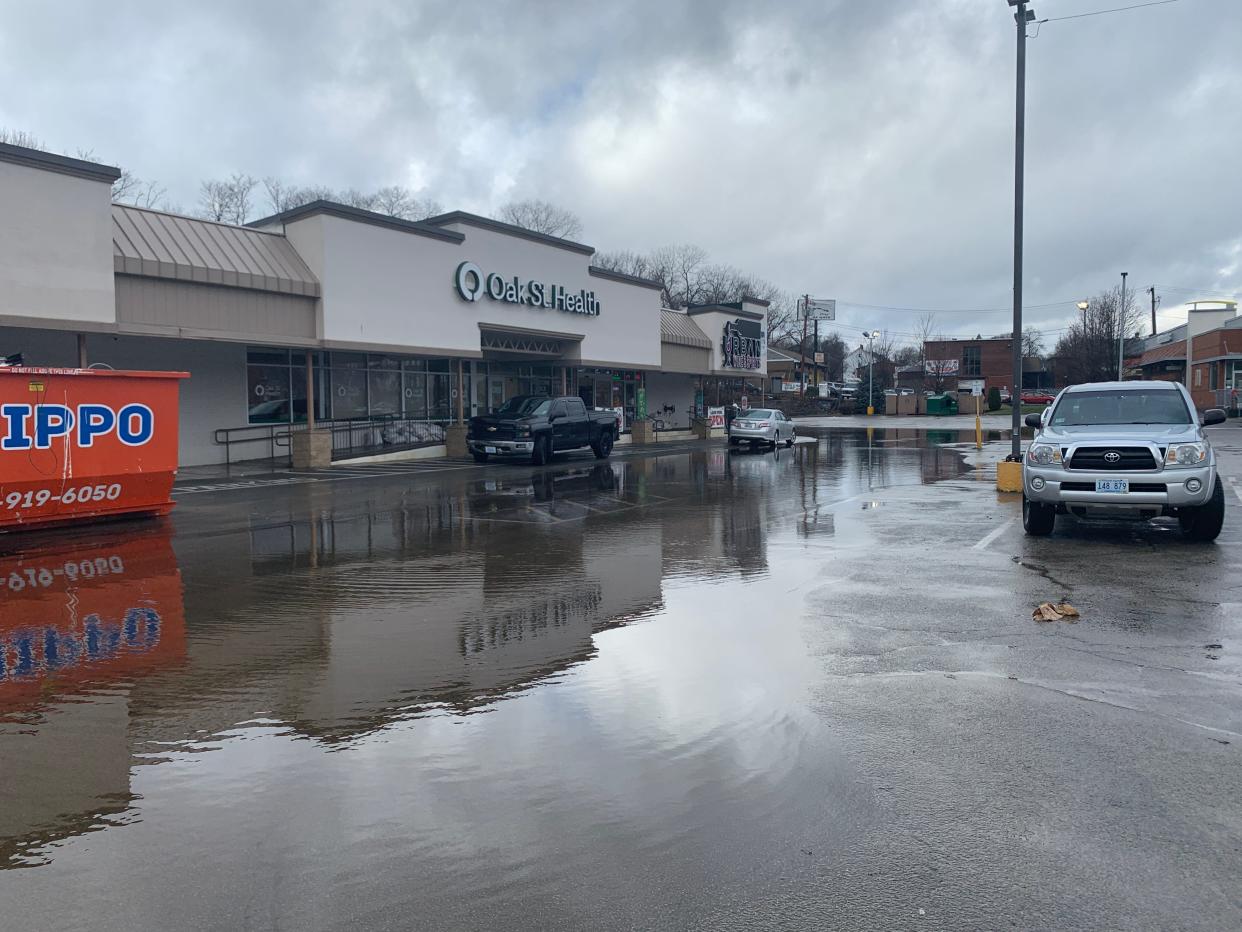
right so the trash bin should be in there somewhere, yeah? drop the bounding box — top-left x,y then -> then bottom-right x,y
0,366 -> 189,531
926,393 -> 959,417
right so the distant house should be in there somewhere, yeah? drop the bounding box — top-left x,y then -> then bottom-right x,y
842,346 -> 873,383
766,345 -> 830,395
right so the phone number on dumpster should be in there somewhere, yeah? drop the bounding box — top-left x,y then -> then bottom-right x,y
3,483 -> 123,510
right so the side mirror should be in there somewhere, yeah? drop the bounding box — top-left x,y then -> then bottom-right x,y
548,411 -> 564,422
1202,408 -> 1227,427
1024,413 -> 1043,428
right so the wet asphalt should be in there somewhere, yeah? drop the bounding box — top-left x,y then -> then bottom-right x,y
1,424 -> 1241,931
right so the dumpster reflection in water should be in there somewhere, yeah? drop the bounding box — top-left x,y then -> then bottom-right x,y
0,522 -> 185,866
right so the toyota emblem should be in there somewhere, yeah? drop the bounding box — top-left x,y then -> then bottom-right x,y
1103,450 -> 1121,464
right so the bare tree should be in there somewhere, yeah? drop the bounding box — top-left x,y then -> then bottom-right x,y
1052,285 -> 1143,385
1022,326 -> 1045,357
338,188 -> 378,212
993,325 -> 1046,357
199,173 -> 257,224
0,127 -> 46,149
262,177 -> 441,221
499,199 -> 583,239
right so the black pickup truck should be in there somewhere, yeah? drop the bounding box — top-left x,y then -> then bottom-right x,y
467,395 -> 618,465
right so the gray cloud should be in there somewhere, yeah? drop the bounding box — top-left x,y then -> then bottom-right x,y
0,0 -> 1237,345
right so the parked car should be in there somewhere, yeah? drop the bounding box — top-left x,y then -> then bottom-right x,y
467,395 -> 617,465
1021,381 -> 1227,540
1021,390 -> 1056,405
728,408 -> 796,450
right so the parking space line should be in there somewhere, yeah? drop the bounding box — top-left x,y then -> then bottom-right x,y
972,517 -> 1015,551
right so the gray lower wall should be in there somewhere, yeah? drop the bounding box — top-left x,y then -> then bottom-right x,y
645,371 -> 696,429
0,326 -> 246,467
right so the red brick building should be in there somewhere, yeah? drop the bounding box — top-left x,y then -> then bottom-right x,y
921,337 -> 1015,394
1137,323 -> 1242,410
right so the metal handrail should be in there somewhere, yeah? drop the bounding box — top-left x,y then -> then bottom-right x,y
213,416 -> 452,467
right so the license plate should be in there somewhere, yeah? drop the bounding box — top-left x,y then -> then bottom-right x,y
1095,479 -> 1128,494
484,446 -> 497,454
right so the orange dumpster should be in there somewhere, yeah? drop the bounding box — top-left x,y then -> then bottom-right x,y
0,367 -> 189,530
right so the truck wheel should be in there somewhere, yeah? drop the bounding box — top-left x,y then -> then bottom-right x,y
592,431 -> 614,459
471,451 -> 489,464
1022,496 -> 1055,536
531,436 -> 550,466
1179,477 -> 1225,542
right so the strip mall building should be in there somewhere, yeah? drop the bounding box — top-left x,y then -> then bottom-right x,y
0,142 -> 769,466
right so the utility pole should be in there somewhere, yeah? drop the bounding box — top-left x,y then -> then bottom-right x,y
1006,0 -> 1033,461
813,317 -> 820,391
1117,271 -> 1128,381
1148,286 -> 1159,336
800,294 -> 810,396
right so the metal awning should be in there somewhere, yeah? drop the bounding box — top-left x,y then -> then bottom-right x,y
660,310 -> 711,349
478,323 -> 583,359
112,205 -> 320,297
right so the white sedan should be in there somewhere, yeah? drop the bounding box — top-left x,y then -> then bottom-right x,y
728,408 -> 796,450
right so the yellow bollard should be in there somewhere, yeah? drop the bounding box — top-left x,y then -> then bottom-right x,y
975,395 -> 982,450
867,405 -> 875,416
996,460 -> 1023,492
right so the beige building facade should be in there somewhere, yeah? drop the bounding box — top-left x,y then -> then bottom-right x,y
0,142 -> 769,466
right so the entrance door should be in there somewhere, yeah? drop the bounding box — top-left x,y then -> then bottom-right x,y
489,378 -> 505,413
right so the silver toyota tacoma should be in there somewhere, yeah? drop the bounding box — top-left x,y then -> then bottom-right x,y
1022,380 -> 1227,540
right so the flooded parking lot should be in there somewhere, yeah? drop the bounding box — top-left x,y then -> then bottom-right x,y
2,426 -> 1241,930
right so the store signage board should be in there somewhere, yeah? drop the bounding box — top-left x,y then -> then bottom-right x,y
722,319 -> 763,370
707,406 -> 725,429
802,298 -> 836,321
454,261 -> 601,316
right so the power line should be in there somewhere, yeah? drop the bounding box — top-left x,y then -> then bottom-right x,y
836,299 -> 1080,314
1041,0 -> 1180,23
1152,284 -> 1241,299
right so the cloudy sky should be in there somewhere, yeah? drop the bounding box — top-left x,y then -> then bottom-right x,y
2,0 -> 1238,347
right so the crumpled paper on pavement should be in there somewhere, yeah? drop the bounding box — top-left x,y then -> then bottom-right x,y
1033,602 -> 1080,622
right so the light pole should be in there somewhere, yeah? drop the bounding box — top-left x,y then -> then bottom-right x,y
1117,271 -> 1128,381
1006,0 -> 1035,461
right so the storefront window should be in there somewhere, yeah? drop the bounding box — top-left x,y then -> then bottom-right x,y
290,359 -> 326,423
247,364 -> 291,423
245,347 -> 465,424
428,373 -> 452,420
331,353 -> 369,419
404,371 -> 427,419
368,369 -> 401,416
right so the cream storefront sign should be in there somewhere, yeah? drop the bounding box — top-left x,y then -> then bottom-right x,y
454,262 -> 601,316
